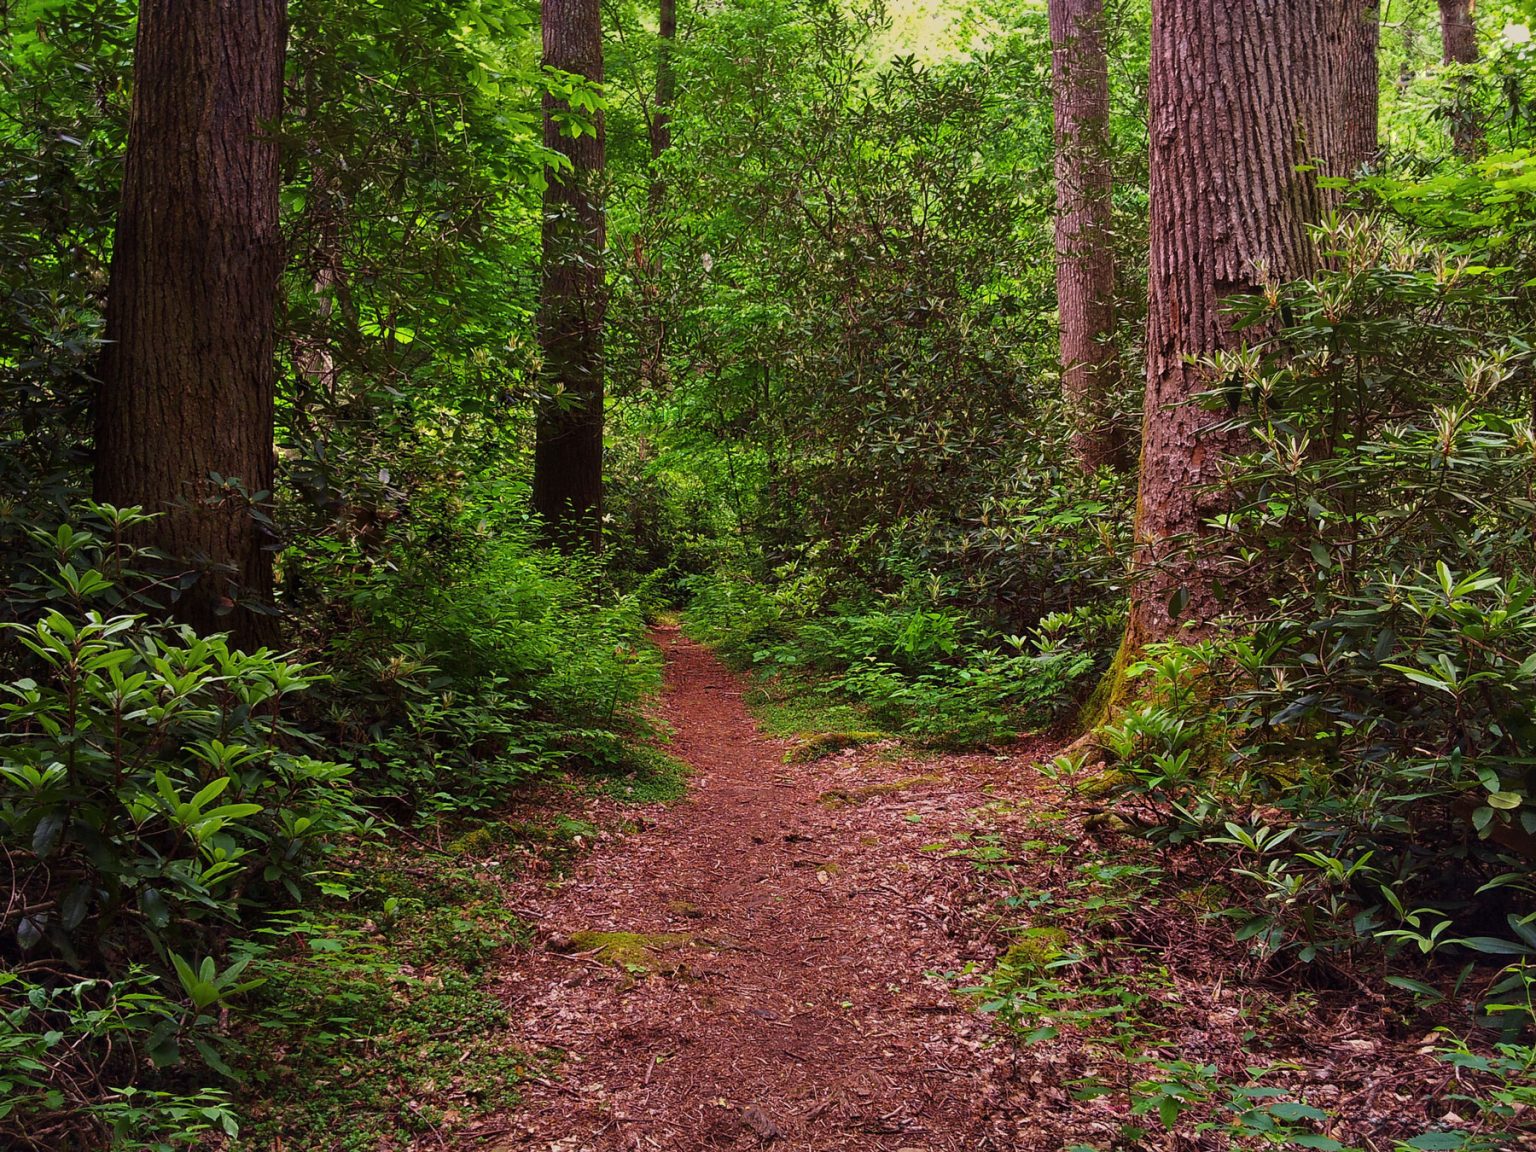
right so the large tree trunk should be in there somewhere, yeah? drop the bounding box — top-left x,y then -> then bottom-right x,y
1049,0 -> 1127,472
648,0 -> 676,210
1332,0 -> 1381,174
532,0 -> 606,550
1126,0 -> 1328,653
94,0 -> 286,650
1437,0 -> 1480,156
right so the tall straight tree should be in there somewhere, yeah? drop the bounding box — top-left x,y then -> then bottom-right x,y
1126,0 -> 1329,652
649,0 -> 676,209
1049,0 -> 1126,472
1437,0 -> 1480,156
1332,0 -> 1381,173
532,0 -> 607,549
95,0 -> 287,650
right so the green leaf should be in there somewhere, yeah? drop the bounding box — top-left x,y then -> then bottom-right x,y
189,776 -> 232,810
1266,1102 -> 1328,1122
1158,1097 -> 1181,1128
1384,975 -> 1442,999
31,812 -> 65,857
1167,588 -> 1191,619
148,1031 -> 181,1070
194,1037 -> 239,1081
15,917 -> 42,951
60,883 -> 91,932
140,887 -> 170,929
1454,936 -> 1532,955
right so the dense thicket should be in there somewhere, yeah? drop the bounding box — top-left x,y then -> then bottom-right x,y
3,0 -> 1536,1147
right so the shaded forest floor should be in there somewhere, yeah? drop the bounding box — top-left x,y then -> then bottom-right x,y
420,627 -> 1526,1152
464,625 -> 1056,1150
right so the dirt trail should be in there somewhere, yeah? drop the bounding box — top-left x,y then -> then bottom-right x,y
472,627 -> 1048,1152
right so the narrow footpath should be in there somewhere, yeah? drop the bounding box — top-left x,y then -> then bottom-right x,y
472,627 -> 1051,1151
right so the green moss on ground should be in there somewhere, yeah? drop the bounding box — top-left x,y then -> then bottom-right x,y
744,683 -> 888,740
590,743 -> 692,804
232,839 -> 539,1151
233,735 -> 687,1149
557,929 -> 696,972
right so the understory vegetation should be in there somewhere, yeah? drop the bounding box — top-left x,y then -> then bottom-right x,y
0,500 -> 668,1147
3,0 -> 1536,1148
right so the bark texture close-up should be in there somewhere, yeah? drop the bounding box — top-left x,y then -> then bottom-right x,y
1049,0 -> 1127,473
1128,0 -> 1329,650
532,0 -> 608,550
94,0 -> 287,650
1330,0 -> 1381,173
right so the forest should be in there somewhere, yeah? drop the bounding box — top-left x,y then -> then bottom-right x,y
2,0 -> 1535,1148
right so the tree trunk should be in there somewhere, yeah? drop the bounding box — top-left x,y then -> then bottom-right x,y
1126,0 -> 1328,652
649,0 -> 676,210
1049,0 -> 1128,472
94,0 -> 286,650
532,0 -> 606,551
1398,8 -> 1420,93
1332,0 -> 1381,174
1437,0 -> 1480,156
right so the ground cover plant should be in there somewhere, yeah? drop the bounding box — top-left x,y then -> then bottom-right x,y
683,567 -> 1097,748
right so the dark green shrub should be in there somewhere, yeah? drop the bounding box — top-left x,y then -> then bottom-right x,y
1095,215 -> 1536,968
305,477 -> 662,817
0,507 -> 360,1148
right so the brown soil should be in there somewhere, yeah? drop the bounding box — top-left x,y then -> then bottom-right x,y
469,626 -> 1050,1151
439,628 -> 1530,1152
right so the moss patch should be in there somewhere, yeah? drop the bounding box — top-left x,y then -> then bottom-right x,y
1076,629 -> 1139,736
745,684 -> 884,739
589,743 -> 691,804
819,774 -> 943,807
489,814 -> 598,876
446,823 -> 507,857
231,830 -> 539,1150
556,930 -> 696,972
784,730 -> 887,763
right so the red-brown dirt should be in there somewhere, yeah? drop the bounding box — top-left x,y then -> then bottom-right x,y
440,628 -> 1531,1152
469,626 -> 1052,1151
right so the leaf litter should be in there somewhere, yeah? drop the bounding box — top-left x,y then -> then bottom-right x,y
448,627 -> 1531,1152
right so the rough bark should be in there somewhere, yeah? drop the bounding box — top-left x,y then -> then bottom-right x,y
94,0 -> 286,649
1331,0 -> 1381,174
1126,0 -> 1329,653
532,0 -> 607,550
1437,0 -> 1481,156
648,0 -> 676,210
1049,0 -> 1129,472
